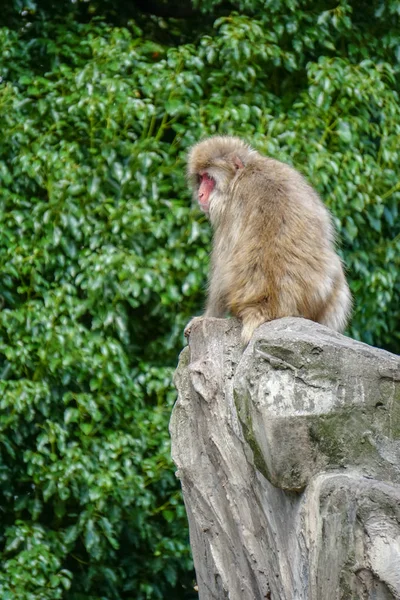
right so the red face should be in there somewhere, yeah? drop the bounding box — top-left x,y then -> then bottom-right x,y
198,172 -> 215,213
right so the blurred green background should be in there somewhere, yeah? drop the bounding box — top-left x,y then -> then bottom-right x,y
0,0 -> 399,598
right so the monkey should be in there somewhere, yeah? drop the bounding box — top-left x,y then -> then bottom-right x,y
185,135 -> 352,345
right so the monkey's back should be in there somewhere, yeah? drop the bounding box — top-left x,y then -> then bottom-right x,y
215,156 -> 347,325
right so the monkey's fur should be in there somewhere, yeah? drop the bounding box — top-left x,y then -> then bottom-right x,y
186,136 -> 352,344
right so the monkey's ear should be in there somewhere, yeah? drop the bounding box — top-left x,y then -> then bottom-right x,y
233,156 -> 244,170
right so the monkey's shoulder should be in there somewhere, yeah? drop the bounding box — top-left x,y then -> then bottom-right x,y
242,161 -> 324,208
236,164 -> 296,207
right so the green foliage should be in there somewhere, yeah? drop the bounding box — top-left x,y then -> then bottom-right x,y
0,19 -> 199,600
0,0 -> 399,598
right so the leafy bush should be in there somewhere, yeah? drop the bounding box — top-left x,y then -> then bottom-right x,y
0,18 -> 199,600
0,1 -> 399,598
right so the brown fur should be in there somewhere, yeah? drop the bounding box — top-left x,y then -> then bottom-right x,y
186,136 -> 352,344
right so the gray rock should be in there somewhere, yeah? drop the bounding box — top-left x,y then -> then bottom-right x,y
170,317 -> 400,600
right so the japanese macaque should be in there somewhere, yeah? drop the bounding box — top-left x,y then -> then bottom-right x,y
185,135 -> 352,345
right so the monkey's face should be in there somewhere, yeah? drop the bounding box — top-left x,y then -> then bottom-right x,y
188,139 -> 247,226
198,172 -> 215,213
196,167 -> 230,226
195,161 -> 241,226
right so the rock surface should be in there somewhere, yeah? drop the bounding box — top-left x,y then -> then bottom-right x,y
170,317 -> 400,600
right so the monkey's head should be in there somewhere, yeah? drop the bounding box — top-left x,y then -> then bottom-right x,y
187,136 -> 254,225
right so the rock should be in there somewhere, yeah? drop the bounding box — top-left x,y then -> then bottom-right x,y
170,317 -> 400,600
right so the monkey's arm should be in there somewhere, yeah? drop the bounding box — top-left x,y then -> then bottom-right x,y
184,285 -> 226,339
204,282 -> 226,318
